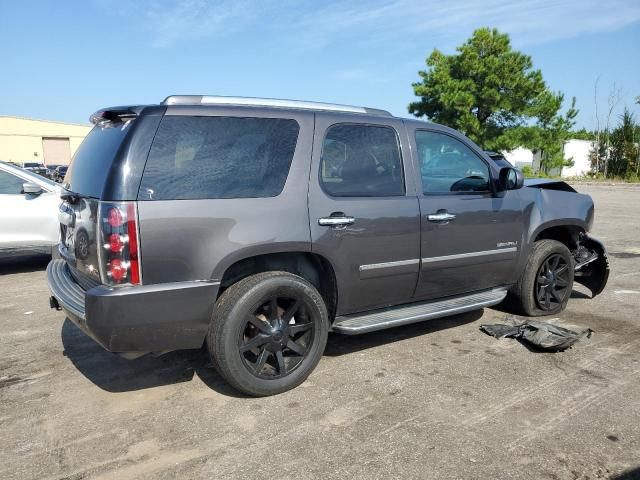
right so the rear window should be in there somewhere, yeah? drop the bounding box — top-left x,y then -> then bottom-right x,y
64,122 -> 132,198
139,116 -> 299,200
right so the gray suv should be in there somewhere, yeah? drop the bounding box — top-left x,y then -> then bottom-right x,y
47,96 -> 609,396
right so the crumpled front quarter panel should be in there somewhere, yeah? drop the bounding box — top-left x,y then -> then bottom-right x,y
520,187 -> 594,243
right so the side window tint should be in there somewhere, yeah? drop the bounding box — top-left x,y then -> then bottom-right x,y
320,124 -> 404,197
415,131 -> 490,194
0,170 -> 25,194
140,116 -> 299,200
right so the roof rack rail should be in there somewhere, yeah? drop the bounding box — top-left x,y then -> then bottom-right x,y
161,95 -> 392,116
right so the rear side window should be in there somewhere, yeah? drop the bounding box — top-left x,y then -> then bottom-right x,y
65,123 -> 132,198
320,124 -> 404,197
139,116 -> 299,200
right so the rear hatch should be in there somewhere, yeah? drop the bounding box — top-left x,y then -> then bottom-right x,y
59,114 -> 137,289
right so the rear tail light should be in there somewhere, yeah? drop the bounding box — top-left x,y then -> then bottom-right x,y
98,202 -> 142,286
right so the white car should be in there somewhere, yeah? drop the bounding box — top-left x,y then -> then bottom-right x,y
0,161 -> 61,258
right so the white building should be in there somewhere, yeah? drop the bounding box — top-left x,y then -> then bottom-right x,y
501,139 -> 593,177
502,146 -> 535,169
0,116 -> 91,166
561,139 -> 593,177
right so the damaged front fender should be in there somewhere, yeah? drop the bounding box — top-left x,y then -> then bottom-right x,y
574,235 -> 609,297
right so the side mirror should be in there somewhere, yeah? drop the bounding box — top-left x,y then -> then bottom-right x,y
22,182 -> 43,195
499,167 -> 524,190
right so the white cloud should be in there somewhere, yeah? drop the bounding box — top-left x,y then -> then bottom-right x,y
117,0 -> 273,48
113,0 -> 640,48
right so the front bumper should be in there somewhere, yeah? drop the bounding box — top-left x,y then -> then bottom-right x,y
46,259 -> 220,354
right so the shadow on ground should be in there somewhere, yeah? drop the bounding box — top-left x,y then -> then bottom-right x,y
61,319 -> 245,397
61,309 -> 485,397
491,287 -> 593,316
611,467 -> 640,480
324,309 -> 483,356
0,254 -> 50,275
570,289 -> 593,300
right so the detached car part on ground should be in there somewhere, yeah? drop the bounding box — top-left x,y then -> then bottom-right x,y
481,320 -> 594,351
47,96 -> 609,396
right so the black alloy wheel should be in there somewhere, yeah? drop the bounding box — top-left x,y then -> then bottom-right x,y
509,239 -> 575,316
535,253 -> 571,311
239,295 -> 313,379
208,271 -> 329,396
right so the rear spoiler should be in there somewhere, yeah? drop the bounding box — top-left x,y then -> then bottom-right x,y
89,106 -> 140,125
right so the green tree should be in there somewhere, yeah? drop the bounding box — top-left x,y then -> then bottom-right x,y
609,110 -> 639,178
591,108 -> 640,179
409,27 -> 577,172
570,128 -> 596,141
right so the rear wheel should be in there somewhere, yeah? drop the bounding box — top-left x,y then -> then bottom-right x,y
511,240 -> 574,316
208,271 -> 328,396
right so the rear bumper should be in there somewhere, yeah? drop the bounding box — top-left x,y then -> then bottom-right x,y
46,259 -> 220,354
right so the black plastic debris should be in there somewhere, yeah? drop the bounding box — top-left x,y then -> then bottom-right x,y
480,320 -> 593,351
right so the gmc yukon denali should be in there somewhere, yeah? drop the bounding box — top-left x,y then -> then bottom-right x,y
47,96 -> 609,396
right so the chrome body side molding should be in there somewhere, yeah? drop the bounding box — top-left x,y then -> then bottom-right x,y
422,247 -> 517,264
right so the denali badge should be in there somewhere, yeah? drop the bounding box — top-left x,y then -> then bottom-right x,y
497,241 -> 518,248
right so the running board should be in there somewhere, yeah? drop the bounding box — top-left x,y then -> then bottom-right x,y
332,288 -> 508,335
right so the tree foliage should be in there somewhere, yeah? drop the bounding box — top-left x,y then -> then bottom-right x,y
570,128 -> 597,141
409,27 -> 577,173
591,109 -> 640,180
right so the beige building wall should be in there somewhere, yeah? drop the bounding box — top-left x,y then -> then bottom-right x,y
0,116 -> 91,165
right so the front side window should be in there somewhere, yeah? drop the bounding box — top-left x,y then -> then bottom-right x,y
320,124 -> 404,197
0,170 -> 25,195
416,131 -> 490,194
140,116 -> 300,200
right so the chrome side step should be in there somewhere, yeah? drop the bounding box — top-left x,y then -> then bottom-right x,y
332,288 -> 508,335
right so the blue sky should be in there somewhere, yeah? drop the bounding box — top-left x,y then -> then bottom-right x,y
1,0 -> 639,130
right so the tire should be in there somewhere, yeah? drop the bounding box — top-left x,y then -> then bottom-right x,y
511,239 -> 575,316
207,271 -> 329,396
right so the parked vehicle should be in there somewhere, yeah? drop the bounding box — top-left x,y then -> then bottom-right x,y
45,164 -> 60,179
47,96 -> 609,396
0,161 -> 61,258
22,162 -> 49,178
51,165 -> 68,183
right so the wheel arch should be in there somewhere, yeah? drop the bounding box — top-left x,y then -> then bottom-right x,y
217,251 -> 338,321
514,220 -> 586,282
532,222 -> 586,250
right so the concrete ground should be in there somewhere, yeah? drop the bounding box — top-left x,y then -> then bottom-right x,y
1,184 -> 639,480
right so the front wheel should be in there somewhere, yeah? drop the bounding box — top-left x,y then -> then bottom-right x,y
207,271 -> 329,396
511,239 -> 575,316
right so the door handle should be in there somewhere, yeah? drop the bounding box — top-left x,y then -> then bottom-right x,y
318,216 -> 355,227
427,212 -> 456,223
